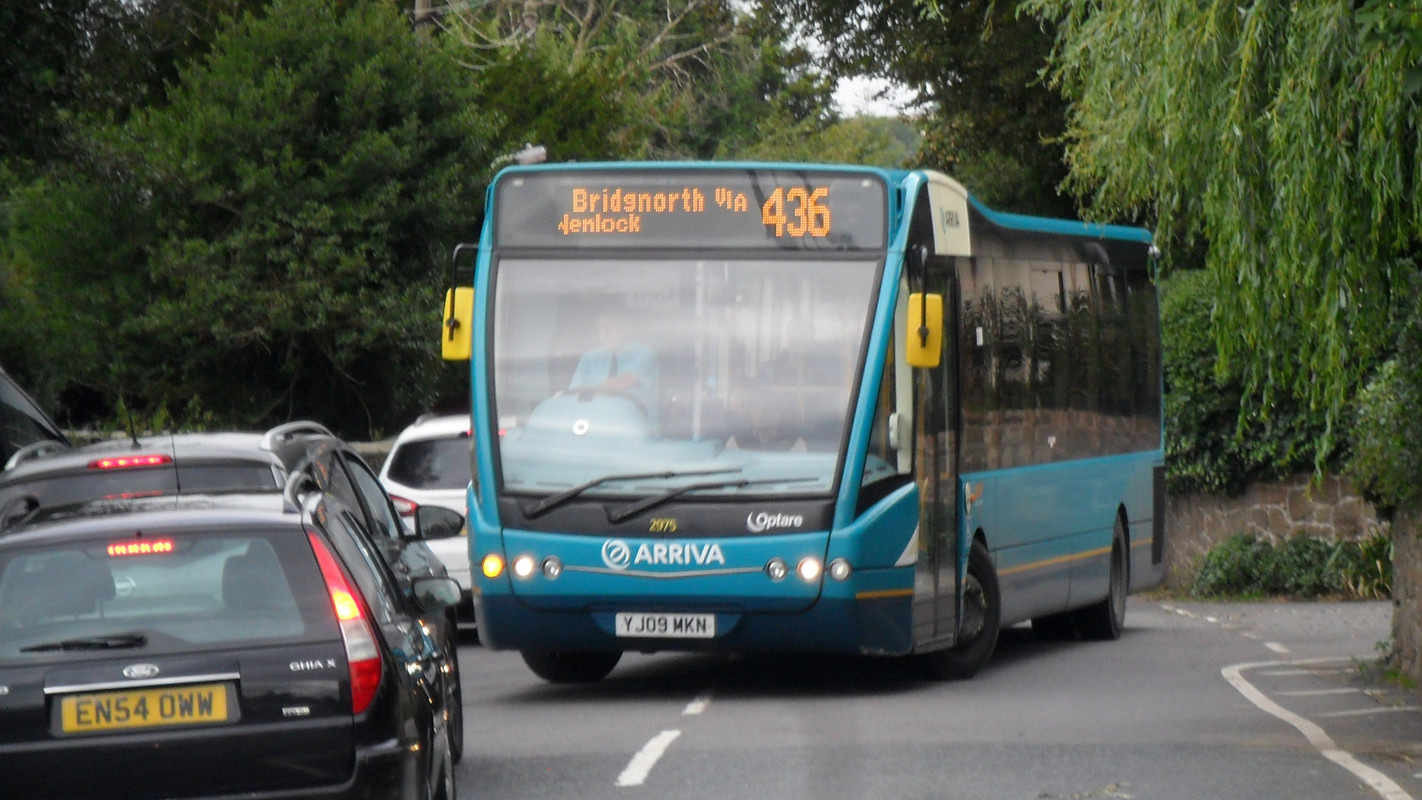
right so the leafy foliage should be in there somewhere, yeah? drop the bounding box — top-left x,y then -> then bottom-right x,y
774,0 -> 1075,215
7,0 -> 495,437
1024,0 -> 1421,465
442,1 -> 837,161
1349,273 -> 1422,515
1191,532 -> 1393,600
1161,270 -> 1330,494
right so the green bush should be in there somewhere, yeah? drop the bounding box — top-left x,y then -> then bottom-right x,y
1349,283 -> 1422,517
1161,271 -> 1333,495
1190,531 -> 1393,600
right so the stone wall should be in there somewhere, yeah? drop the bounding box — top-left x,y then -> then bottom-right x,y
1162,474 -> 1388,589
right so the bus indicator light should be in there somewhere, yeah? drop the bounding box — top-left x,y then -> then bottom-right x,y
481,554 -> 505,579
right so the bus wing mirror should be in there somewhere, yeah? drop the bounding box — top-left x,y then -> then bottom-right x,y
905,292 -> 943,368
441,287 -> 474,361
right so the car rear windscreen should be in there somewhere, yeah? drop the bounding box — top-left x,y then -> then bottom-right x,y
0,530 -> 336,661
1,464 -> 280,507
386,437 -> 472,491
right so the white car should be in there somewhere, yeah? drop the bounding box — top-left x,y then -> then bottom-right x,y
379,413 -> 474,626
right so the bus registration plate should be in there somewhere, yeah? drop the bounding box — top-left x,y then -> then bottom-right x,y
615,612 -> 715,639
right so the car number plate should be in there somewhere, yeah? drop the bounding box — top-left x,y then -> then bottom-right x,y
615,612 -> 715,639
57,683 -> 233,735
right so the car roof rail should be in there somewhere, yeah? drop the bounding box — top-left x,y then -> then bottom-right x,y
4,439 -> 72,472
261,421 -> 336,451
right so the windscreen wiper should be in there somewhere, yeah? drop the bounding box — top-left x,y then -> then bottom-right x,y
21,632 -> 148,652
607,476 -> 819,524
522,468 -> 742,519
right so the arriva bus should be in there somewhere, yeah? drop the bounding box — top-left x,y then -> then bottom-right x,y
440,162 -> 1164,683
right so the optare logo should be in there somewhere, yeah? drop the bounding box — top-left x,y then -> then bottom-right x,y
602,539 -> 632,570
123,663 -> 160,680
746,511 -> 805,533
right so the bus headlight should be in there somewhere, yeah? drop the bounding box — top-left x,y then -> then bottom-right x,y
765,558 -> 788,581
797,557 -> 823,583
512,554 -> 537,579
828,558 -> 852,581
481,554 -> 505,579
542,556 -> 563,579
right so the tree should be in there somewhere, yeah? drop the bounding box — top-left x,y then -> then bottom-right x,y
0,0 -> 270,172
7,0 -> 496,437
1024,0 -> 1422,678
774,0 -> 1075,216
439,0 -> 839,162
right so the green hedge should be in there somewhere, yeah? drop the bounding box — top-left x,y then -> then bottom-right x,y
1161,271 -> 1333,495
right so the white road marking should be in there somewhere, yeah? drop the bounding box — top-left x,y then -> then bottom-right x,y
1279,688 -> 1363,697
1265,642 -> 1292,654
1316,706 -> 1422,719
616,730 -> 682,787
1223,658 -> 1415,800
683,691 -> 714,716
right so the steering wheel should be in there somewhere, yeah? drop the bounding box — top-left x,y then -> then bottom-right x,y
578,387 -> 649,419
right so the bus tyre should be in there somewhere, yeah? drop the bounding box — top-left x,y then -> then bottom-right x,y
521,650 -> 623,683
1074,520 -> 1128,641
923,539 -> 1000,680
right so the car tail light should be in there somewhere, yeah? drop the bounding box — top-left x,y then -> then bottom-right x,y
389,494 -> 417,518
87,454 -> 173,470
307,533 -> 382,715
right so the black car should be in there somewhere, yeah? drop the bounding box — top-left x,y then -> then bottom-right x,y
0,421 -> 468,756
0,422 -> 458,634
0,366 -> 69,470
0,489 -> 463,800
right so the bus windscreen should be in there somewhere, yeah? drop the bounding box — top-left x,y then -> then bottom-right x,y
493,168 -> 888,251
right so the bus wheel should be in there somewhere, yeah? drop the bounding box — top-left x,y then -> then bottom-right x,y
922,539 -> 1000,680
520,650 -> 623,683
1074,520 -> 1128,641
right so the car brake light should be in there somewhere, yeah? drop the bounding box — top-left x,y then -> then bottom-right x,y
88,454 -> 173,470
307,533 -> 382,715
107,538 -> 176,557
389,494 -> 417,518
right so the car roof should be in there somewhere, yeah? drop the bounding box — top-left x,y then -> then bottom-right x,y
0,492 -> 302,548
0,421 -> 342,481
393,414 -> 472,443
0,433 -> 280,481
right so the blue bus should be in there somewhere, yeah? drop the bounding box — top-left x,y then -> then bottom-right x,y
440,163 -> 1164,682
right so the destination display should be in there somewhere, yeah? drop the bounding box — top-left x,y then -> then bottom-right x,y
494,168 -> 888,250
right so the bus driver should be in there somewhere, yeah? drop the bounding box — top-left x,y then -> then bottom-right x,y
566,310 -> 659,419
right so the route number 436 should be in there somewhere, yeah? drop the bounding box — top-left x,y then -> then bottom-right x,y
762,187 -> 831,238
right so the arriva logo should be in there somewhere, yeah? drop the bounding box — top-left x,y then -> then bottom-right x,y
602,538 -> 727,570
746,511 -> 804,533
602,539 -> 633,570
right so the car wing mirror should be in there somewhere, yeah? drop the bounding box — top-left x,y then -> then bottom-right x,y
414,505 -> 465,540
412,576 -> 462,611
